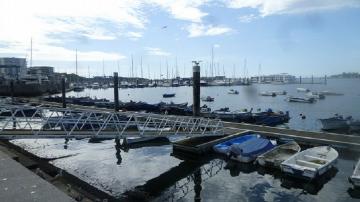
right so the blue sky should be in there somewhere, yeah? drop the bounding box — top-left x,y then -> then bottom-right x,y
0,0 -> 359,78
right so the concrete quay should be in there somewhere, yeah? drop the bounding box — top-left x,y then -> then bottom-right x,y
0,150 -> 74,202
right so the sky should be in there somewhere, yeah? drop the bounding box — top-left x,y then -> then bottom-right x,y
0,0 -> 359,78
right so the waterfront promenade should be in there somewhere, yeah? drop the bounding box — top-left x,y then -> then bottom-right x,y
0,150 -> 74,202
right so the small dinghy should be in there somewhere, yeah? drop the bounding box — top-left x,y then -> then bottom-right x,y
349,159 -> 360,187
280,146 -> 338,179
163,93 -> 176,98
256,141 -> 301,168
228,137 -> 276,163
213,134 -> 257,155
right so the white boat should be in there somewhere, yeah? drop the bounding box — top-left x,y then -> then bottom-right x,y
256,141 -> 301,168
319,115 -> 349,130
280,146 -> 338,179
349,159 -> 360,187
306,92 -> 325,99
201,96 -> 214,102
228,89 -> 239,94
349,120 -> 360,131
286,96 -> 315,103
91,82 -> 100,89
297,88 -> 310,92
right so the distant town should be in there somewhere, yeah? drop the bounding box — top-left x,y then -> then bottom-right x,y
1,56 -> 355,96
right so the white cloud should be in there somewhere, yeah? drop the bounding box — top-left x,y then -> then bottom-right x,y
239,14 -> 258,23
0,0 -> 145,61
145,47 -> 171,56
226,0 -> 360,16
187,23 -> 232,37
150,0 -> 209,23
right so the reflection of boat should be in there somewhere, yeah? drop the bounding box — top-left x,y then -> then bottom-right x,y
201,96 -> 214,102
319,115 -> 350,130
257,141 -> 301,168
228,136 -> 275,163
286,96 -> 315,103
349,159 -> 360,187
281,146 -> 338,179
163,93 -> 175,98
228,89 -> 239,94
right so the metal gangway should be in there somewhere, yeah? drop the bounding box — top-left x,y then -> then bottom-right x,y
0,104 -> 224,139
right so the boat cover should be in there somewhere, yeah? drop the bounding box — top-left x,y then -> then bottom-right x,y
213,134 -> 257,155
229,137 -> 275,158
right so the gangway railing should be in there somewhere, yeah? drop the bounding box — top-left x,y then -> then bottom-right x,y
0,104 -> 224,139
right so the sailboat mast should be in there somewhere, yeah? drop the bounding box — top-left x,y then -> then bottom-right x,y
166,59 -> 169,80
140,56 -> 143,78
131,55 -> 134,78
102,59 -> 105,77
75,49 -> 78,75
30,38 -> 33,68
211,46 -> 214,77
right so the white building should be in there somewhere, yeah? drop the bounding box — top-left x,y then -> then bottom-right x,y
0,57 -> 27,79
251,73 -> 296,84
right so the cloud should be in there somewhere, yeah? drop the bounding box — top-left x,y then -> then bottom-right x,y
150,0 -> 209,23
186,23 -> 232,37
239,14 -> 258,23
226,0 -> 360,16
145,47 -> 171,56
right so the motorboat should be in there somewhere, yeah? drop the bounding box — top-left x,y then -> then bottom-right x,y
256,141 -> 301,168
297,88 -> 310,92
91,82 -> 100,89
306,92 -> 325,99
213,134 -> 257,155
228,89 -> 239,94
286,96 -> 315,103
260,91 -> 276,97
73,83 -> 85,92
201,96 -> 214,102
273,90 -> 287,95
280,146 -> 338,179
319,115 -> 350,130
349,159 -> 360,187
228,136 -> 276,163
163,93 -> 175,98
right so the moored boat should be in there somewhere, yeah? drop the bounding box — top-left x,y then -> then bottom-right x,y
297,88 -> 310,92
349,120 -> 360,131
280,146 -> 338,179
163,93 -> 175,98
319,115 -> 350,130
256,141 -> 301,168
213,134 -> 257,155
349,159 -> 360,187
306,92 -> 325,99
228,136 -> 276,163
228,89 -> 239,94
260,91 -> 276,97
286,96 -> 315,103
201,96 -> 214,102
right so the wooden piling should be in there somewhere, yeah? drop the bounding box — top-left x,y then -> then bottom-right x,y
192,61 -> 200,117
113,72 -> 119,111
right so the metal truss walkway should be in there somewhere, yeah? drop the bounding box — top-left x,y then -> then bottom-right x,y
0,104 -> 224,139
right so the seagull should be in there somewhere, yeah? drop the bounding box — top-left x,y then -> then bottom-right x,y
162,25 -> 167,29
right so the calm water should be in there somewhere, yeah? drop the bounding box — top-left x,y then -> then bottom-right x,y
11,78 -> 360,201
66,78 -> 360,132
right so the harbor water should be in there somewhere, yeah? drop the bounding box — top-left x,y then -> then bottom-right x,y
10,78 -> 360,201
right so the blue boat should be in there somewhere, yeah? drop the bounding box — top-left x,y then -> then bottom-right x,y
213,134 -> 257,155
229,137 -> 275,163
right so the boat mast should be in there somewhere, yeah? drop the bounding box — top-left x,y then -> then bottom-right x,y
131,55 -> 134,78
30,38 -> 32,68
211,46 -> 214,77
140,56 -> 143,78
117,60 -> 120,74
102,59 -> 105,77
75,49 -> 78,75
166,58 -> 169,80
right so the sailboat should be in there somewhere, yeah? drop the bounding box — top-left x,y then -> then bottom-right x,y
73,49 -> 85,92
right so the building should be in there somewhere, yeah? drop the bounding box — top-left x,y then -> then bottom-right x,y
28,66 -> 54,77
251,73 -> 296,84
0,57 -> 27,79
